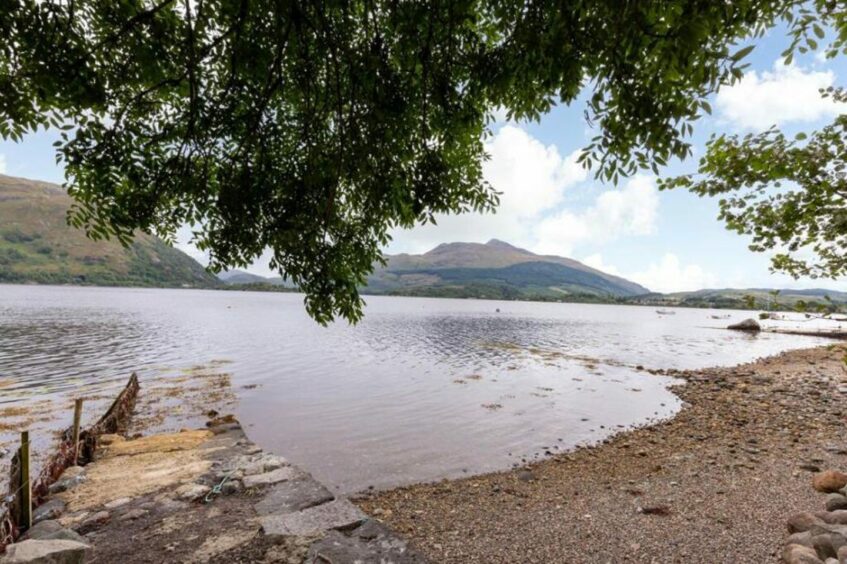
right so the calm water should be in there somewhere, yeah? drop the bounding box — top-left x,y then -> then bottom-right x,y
0,285 -> 836,493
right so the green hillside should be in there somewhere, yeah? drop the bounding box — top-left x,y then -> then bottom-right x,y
365,240 -> 650,300
0,174 -> 219,288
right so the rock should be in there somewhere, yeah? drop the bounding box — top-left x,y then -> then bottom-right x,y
517,470 -> 535,482
308,521 -> 428,563
119,509 -> 148,521
174,483 -> 211,502
827,495 -> 847,512
32,500 -> 66,525
254,477 -> 334,516
75,511 -> 109,535
103,497 -> 131,509
243,455 -> 287,476
838,545 -> 847,563
243,467 -> 298,489
728,318 -> 761,332
790,512 -> 826,533
782,543 -> 825,564
812,534 -> 839,559
815,471 -> 847,493
788,531 -> 815,549
220,479 -> 242,495
819,512 -> 847,525
206,414 -> 237,427
0,539 -> 90,563
260,499 -> 366,537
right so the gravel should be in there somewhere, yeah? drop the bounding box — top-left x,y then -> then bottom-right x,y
358,344 -> 847,563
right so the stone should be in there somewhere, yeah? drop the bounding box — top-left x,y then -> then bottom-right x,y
60,467 -> 84,479
787,531 -> 815,549
174,483 -> 211,501
243,467 -> 298,489
23,521 -> 85,545
815,471 -> 847,493
0,539 -> 90,564
33,500 -> 66,525
260,499 -> 366,537
517,470 -> 535,482
728,318 -> 761,332
254,477 -> 334,516
819,512 -> 847,526
75,511 -> 109,535
220,479 -> 243,495
103,497 -> 131,509
813,534 -> 839,559
827,495 -> 847,512
782,543 -> 825,564
308,522 -> 427,563
119,509 -> 148,521
790,513 -> 826,534
48,474 -> 85,495
838,545 -> 847,563
243,455 -> 286,476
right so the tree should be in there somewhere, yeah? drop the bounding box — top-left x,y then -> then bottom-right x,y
662,1 -> 847,284
0,0 -> 791,322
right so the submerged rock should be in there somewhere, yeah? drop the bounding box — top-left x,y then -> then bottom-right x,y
727,319 -> 761,332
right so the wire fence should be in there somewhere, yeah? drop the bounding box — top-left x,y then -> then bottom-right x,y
0,373 -> 139,553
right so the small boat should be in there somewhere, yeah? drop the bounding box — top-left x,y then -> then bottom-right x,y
656,309 -> 676,315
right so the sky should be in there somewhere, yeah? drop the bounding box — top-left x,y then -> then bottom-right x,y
1,23 -> 845,294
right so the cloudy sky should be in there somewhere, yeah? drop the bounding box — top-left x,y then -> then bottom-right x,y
1,22 -> 845,293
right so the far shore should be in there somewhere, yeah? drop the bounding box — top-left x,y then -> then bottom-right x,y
356,343 -> 847,563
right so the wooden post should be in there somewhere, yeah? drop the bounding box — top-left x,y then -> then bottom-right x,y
72,399 -> 83,465
19,431 -> 31,531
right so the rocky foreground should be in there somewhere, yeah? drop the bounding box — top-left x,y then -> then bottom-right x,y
357,344 -> 847,563
1,417 -> 425,563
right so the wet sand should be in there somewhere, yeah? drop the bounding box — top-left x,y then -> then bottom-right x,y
356,344 -> 847,563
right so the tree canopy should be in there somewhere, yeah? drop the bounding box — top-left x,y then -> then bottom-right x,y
0,0 -> 794,322
662,1 -> 847,283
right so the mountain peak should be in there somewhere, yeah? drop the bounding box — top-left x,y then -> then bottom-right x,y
485,239 -> 525,252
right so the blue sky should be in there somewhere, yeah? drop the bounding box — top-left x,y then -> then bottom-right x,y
1,23 -> 845,293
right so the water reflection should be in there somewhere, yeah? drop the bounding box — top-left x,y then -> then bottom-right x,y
0,285 -> 836,493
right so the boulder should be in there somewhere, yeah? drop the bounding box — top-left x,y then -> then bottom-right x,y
791,512 -> 826,533
728,318 -> 761,332
782,543 -> 825,564
0,539 -> 89,564
827,495 -> 847,513
815,471 -> 847,493
838,545 -> 847,563
32,500 -> 65,525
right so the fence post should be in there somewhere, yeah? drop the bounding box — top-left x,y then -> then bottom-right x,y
19,431 -> 31,532
72,399 -> 83,466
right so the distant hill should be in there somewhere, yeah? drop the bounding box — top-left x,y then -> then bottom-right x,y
0,174 -> 219,288
365,240 -> 650,300
218,269 -> 270,285
633,287 -> 847,310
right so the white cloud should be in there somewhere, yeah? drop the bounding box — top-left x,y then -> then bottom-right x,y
531,175 -> 659,257
387,125 -> 587,253
0,154 -> 6,174
629,253 -> 718,293
582,253 -> 621,276
716,61 -> 846,131
580,253 -> 716,293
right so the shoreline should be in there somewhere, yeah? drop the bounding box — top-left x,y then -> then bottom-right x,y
356,343 -> 847,563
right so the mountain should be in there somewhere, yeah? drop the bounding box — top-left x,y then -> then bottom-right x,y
365,240 -> 649,300
640,287 -> 847,310
218,269 -> 270,285
0,174 -> 219,288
